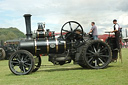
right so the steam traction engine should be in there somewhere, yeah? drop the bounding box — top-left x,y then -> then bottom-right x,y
9,14 -> 112,75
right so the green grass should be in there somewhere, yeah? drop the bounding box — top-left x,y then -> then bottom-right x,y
0,49 -> 128,85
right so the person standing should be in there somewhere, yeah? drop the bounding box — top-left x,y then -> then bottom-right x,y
88,22 -> 98,40
124,42 -> 126,48
111,19 -> 121,50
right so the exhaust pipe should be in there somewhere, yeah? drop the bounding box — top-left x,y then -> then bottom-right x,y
23,14 -> 32,39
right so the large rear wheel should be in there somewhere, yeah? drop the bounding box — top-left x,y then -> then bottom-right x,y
80,40 -> 112,69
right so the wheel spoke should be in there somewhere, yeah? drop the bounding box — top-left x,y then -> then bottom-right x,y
97,43 -> 101,52
11,60 -> 19,64
24,60 -> 29,63
11,60 -> 19,66
24,55 -> 28,61
88,50 -> 95,55
95,59 -> 98,66
100,55 -> 109,58
15,54 -> 21,62
75,25 -> 80,30
88,57 -> 93,63
93,46 -> 97,52
23,64 -> 28,68
89,58 -> 94,65
62,29 -> 70,33
24,56 -> 30,63
25,62 -> 31,66
21,55 -> 24,61
98,49 -> 100,53
100,47 -> 107,52
22,66 -> 26,72
69,22 -> 73,31
98,58 -> 105,64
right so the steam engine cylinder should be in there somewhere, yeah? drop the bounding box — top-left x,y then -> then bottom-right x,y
19,39 -> 66,55
36,31 -> 55,38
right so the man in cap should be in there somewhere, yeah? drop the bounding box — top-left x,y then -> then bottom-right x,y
111,19 -> 121,50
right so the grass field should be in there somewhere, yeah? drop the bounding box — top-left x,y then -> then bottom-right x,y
0,49 -> 128,85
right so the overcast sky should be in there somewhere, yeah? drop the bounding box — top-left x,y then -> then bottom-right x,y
0,0 -> 128,37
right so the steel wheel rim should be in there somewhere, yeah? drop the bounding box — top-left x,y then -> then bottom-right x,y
9,52 -> 33,75
85,42 -> 111,68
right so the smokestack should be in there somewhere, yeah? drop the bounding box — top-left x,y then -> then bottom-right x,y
23,14 -> 32,39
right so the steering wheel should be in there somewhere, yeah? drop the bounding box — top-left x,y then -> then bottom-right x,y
61,21 -> 83,41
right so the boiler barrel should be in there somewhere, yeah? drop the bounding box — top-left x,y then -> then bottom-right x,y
19,39 -> 66,55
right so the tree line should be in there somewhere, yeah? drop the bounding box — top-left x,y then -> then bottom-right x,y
0,27 -> 25,41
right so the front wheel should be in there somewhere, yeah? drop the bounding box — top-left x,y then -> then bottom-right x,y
9,50 -> 35,75
80,40 -> 112,69
32,55 -> 41,72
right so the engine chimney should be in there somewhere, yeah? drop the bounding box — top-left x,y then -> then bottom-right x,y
23,14 -> 32,39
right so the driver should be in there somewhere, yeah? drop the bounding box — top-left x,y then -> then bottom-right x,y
88,22 -> 98,40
